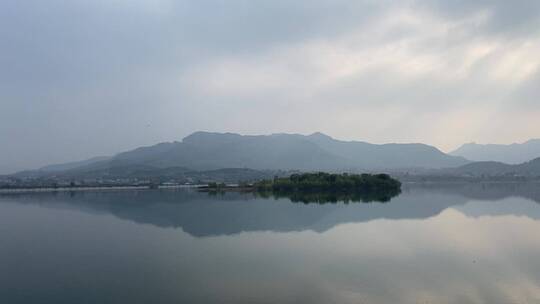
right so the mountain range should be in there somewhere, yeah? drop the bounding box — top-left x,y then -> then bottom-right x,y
20,132 -> 468,177
441,157 -> 540,177
8,132 -> 540,181
451,139 -> 540,164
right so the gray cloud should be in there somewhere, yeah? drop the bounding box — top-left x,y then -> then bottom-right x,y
421,0 -> 540,35
1,0 -> 540,173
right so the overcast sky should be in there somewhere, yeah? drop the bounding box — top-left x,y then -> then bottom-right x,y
2,0 -> 540,173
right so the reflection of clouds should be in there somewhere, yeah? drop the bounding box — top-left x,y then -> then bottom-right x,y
179,206 -> 540,304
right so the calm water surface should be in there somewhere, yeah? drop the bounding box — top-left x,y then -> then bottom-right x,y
2,183 -> 540,304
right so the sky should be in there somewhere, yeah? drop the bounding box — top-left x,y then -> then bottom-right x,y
1,0 -> 540,174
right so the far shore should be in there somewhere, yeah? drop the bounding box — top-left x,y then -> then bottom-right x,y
2,180 -> 539,194
0,184 -> 201,194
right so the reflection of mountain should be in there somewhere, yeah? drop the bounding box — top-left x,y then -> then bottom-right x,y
456,198 -> 540,219
417,182 -> 540,219
407,182 -> 540,203
2,183 -> 539,237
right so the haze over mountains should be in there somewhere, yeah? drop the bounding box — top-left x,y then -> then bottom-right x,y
442,158 -> 540,178
25,132 -> 468,175
39,156 -> 112,173
451,139 -> 540,164
8,132 -> 540,181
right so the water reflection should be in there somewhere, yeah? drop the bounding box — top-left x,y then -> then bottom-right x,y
1,183 -> 540,237
254,187 -> 401,203
0,187 -> 457,237
1,183 -> 540,304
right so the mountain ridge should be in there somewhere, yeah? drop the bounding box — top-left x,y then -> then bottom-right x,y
451,139 -> 540,164
440,157 -> 540,177
13,132 -> 469,177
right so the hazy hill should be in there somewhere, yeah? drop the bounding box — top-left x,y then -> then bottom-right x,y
95,132 -> 467,171
451,139 -> 540,164
304,132 -> 466,169
38,156 -> 112,172
111,132 -> 347,171
443,157 -> 540,177
14,132 -> 469,178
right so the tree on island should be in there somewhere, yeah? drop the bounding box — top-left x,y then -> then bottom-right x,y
254,172 -> 401,204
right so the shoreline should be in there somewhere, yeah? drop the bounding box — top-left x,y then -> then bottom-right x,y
2,180 -> 539,194
0,185 -> 200,194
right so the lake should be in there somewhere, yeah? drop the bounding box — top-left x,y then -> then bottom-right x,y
2,183 -> 540,304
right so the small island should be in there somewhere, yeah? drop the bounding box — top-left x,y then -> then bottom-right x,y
201,172 -> 402,203
255,172 -> 401,203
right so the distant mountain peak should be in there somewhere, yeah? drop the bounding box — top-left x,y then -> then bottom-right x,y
451,138 -> 540,164
309,131 -> 326,136
308,132 -> 334,140
182,131 -> 243,145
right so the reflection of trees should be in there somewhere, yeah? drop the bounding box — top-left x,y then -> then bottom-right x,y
256,188 -> 401,204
